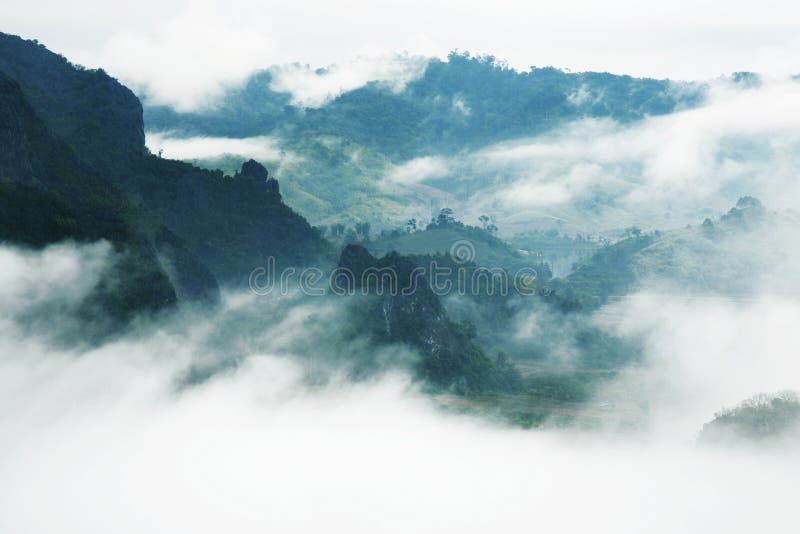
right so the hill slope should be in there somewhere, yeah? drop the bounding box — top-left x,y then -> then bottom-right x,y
0,32 -> 332,286
146,52 -> 705,160
549,197 -> 799,310
143,52 -> 707,228
0,71 -> 190,320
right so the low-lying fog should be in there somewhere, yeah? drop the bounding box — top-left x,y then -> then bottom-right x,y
1,242 -> 798,533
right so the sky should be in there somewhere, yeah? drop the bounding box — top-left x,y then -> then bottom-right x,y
3,0 -> 800,108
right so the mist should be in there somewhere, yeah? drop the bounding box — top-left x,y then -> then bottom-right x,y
1,242 -> 799,533
268,54 -> 430,108
145,132 -> 284,162
392,77 -> 800,234
143,76 -> 800,235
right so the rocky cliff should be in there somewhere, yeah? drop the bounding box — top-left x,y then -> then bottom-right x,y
338,245 -> 521,393
0,32 -> 331,288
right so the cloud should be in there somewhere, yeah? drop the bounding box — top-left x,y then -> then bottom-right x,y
451,95 -> 471,116
1,300 -> 798,532
385,156 -> 450,185
268,54 -> 429,108
92,6 -> 277,111
0,241 -> 112,334
1,235 -> 800,532
133,76 -> 800,241
394,79 -> 800,234
145,132 -> 284,162
3,345 -> 797,534
502,182 -> 573,208
596,294 -> 800,442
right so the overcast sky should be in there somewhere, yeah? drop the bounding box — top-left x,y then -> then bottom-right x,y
3,0 -> 800,107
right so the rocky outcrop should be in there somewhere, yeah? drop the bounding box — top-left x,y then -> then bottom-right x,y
338,245 -> 521,393
237,159 -> 281,198
0,33 -> 330,287
239,159 -> 269,181
0,32 -> 146,163
0,72 -> 185,322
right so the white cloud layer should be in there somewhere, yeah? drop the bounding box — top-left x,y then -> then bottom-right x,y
597,295 -> 800,440
1,242 -> 800,533
145,132 -> 284,162
399,79 -> 800,234
90,6 -> 276,110
386,156 -> 450,185
269,54 -> 429,108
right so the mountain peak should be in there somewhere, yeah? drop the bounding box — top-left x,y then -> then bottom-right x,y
240,159 -> 268,181
238,159 -> 281,197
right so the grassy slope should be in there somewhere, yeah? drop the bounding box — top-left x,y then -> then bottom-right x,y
367,226 -> 548,273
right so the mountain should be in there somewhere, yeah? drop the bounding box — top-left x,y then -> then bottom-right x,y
366,211 -> 554,276
698,391 -> 800,446
547,197 -> 798,310
0,70 -> 185,321
0,32 -> 331,288
0,34 -> 146,164
338,244 -> 522,393
146,52 -> 706,159
143,52 -> 707,228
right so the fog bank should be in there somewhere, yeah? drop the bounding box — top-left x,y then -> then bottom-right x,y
0,242 -> 798,533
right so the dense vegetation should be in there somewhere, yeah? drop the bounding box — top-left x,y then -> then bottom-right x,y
509,230 -> 601,277
3,31 -> 789,417
366,208 -> 554,275
699,392 -> 800,446
147,52 -> 707,229
146,52 -> 706,160
0,71 -> 181,323
0,32 -> 331,290
338,244 -> 523,393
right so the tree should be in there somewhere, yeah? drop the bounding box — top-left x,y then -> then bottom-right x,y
434,208 -> 456,228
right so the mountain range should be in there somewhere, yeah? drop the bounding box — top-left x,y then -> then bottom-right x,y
0,32 -> 330,309
143,52 -> 712,229
1,30 -> 792,406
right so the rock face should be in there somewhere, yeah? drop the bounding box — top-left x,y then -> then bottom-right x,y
0,72 -> 182,322
0,32 -> 146,163
240,159 -> 269,181
0,73 -> 43,184
238,159 -> 281,198
0,32 -> 330,288
265,177 -> 280,197
341,246 -> 450,343
338,245 -> 521,393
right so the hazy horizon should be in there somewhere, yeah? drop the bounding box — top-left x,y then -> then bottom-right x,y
3,0 -> 800,110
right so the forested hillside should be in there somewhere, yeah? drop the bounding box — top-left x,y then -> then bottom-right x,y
0,32 -> 331,289
146,52 -> 705,158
